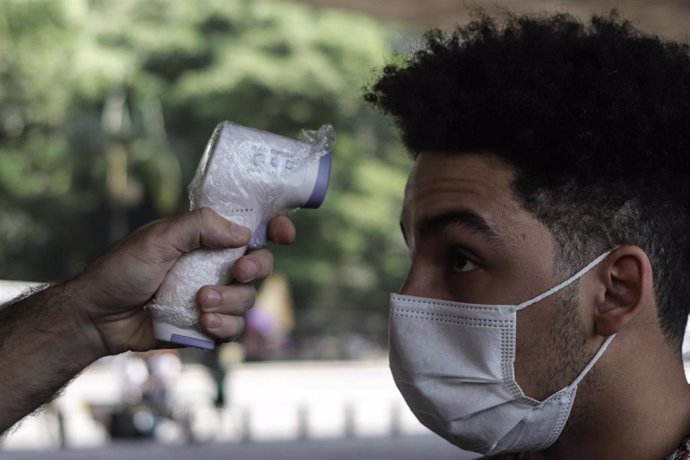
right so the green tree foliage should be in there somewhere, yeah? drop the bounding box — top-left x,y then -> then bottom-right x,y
0,0 -> 410,349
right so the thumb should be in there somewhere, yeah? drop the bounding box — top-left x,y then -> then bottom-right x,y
159,208 -> 251,260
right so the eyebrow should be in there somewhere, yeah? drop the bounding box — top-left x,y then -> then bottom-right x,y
418,209 -> 500,241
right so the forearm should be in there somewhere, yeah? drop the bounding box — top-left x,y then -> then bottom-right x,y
0,283 -> 102,434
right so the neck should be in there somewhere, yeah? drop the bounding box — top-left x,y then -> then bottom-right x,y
534,335 -> 690,460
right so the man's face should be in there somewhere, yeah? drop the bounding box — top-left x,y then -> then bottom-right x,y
400,152 -> 590,400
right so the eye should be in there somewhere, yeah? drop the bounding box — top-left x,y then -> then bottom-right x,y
450,250 -> 479,273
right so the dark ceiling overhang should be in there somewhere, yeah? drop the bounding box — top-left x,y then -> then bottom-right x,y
296,0 -> 690,40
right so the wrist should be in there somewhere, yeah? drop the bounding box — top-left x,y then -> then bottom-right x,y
43,281 -> 110,364
58,278 -> 111,361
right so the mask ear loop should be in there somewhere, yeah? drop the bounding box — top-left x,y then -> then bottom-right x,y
516,251 -> 613,311
515,250 -> 617,387
535,332 -> 615,452
570,334 -> 616,388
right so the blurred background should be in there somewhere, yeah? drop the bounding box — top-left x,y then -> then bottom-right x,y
1,0 -> 689,459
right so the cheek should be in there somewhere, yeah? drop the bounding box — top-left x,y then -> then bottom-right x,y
513,291 -> 589,401
513,300 -> 568,400
514,306 -> 542,392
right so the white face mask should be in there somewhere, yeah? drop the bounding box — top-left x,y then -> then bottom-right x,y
389,251 -> 614,456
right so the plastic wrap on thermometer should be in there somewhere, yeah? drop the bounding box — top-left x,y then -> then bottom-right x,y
148,121 -> 334,350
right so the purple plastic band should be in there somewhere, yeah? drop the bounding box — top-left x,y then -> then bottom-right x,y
170,333 -> 215,350
303,152 -> 332,209
249,221 -> 268,249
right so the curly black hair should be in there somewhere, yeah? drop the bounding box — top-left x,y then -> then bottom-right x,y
365,12 -> 690,351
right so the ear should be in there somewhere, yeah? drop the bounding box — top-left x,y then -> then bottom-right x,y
593,246 -> 654,337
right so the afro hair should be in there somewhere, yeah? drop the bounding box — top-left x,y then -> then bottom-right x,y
365,11 -> 690,349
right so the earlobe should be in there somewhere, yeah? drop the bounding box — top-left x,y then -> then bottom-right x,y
593,246 -> 653,337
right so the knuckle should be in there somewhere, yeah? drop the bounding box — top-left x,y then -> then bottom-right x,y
232,286 -> 254,309
195,207 -> 213,223
233,317 -> 246,336
146,218 -> 171,238
252,250 -> 274,275
226,287 -> 243,307
244,288 -> 257,309
219,316 -> 245,339
219,286 -> 254,311
141,220 -> 172,250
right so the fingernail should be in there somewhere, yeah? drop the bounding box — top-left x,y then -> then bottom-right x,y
231,225 -> 251,241
206,313 -> 222,328
205,289 -> 222,308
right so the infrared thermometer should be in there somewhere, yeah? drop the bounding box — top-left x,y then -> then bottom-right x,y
148,121 -> 333,350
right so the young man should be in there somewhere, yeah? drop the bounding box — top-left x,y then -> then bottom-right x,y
365,12 -> 690,460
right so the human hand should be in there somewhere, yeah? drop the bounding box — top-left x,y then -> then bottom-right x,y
66,208 -> 295,357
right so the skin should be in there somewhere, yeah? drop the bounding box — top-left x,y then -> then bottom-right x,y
400,152 -> 690,460
0,207 -> 295,434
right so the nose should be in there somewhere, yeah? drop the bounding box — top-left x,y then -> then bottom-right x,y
399,263 -> 439,298
399,275 -> 414,296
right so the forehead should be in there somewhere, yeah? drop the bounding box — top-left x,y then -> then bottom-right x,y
404,152 -> 522,226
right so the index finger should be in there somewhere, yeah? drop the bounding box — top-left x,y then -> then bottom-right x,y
267,215 -> 296,245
